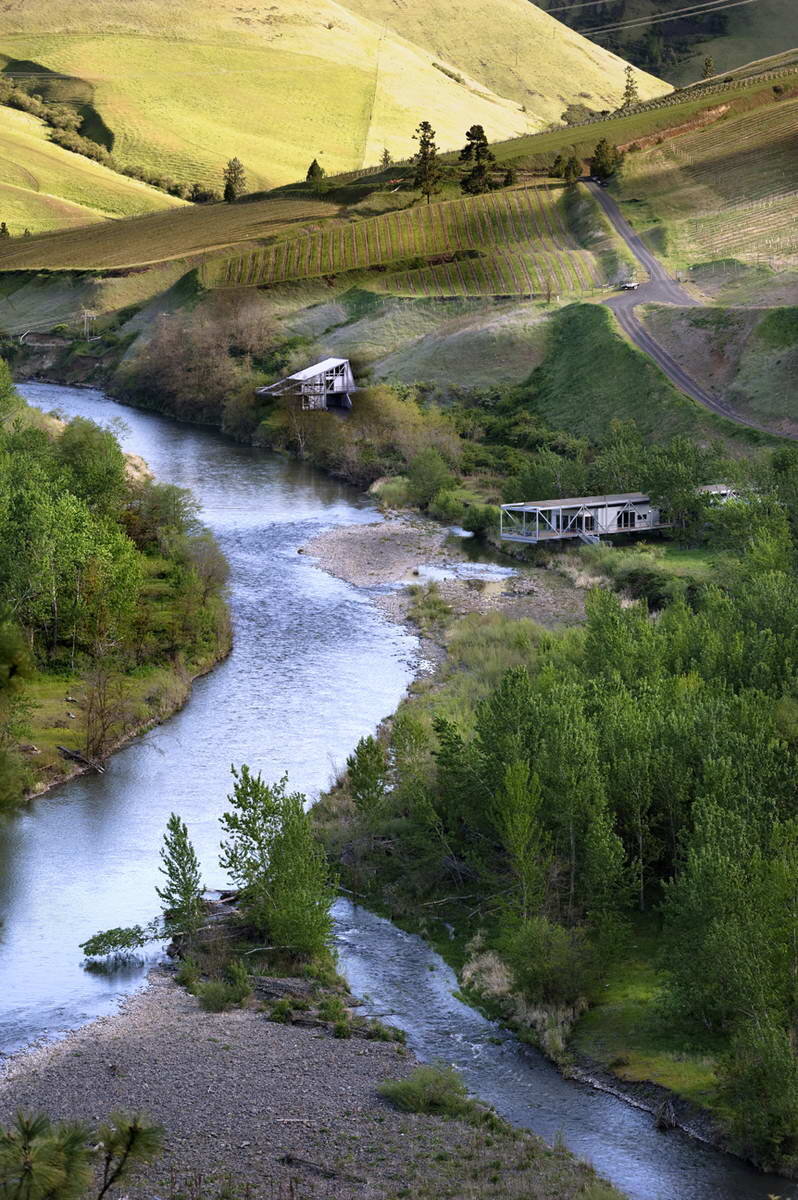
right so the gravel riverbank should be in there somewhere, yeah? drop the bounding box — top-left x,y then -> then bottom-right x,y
0,969 -> 619,1200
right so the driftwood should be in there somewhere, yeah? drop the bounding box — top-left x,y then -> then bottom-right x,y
655,1098 -> 677,1131
56,746 -> 105,773
253,976 -> 318,1001
277,1154 -> 366,1184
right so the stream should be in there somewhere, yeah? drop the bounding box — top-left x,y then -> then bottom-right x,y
2,383 -> 793,1200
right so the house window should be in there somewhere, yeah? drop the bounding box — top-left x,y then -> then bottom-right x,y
617,508 -> 637,529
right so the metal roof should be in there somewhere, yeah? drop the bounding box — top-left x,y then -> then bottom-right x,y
284,357 -> 349,381
503,492 -> 651,512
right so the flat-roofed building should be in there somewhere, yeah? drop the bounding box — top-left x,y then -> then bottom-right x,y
500,484 -> 733,545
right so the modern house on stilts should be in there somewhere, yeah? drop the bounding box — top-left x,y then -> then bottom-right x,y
500,485 -> 734,545
256,358 -> 356,412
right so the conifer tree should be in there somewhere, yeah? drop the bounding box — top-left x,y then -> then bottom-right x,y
156,812 -> 204,939
380,147 -> 393,169
702,55 -> 715,80
222,157 -> 246,203
563,154 -> 581,185
346,735 -> 387,815
412,120 -> 442,204
459,123 -> 495,195
0,222 -> 9,238
306,157 -> 326,185
620,64 -> 639,110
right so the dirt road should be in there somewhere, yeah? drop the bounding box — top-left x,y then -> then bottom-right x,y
586,181 -> 795,440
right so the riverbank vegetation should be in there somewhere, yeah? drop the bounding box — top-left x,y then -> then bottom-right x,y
316,444 -> 798,1172
0,361 -> 230,808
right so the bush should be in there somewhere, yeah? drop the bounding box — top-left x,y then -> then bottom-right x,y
379,1064 -> 471,1117
195,980 -> 240,1012
374,476 -> 411,509
226,959 -> 252,1002
407,448 -> 455,508
461,503 -> 498,536
428,489 -> 465,523
175,957 -> 200,991
500,916 -> 600,1007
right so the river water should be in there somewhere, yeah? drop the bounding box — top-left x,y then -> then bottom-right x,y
2,383 -> 792,1200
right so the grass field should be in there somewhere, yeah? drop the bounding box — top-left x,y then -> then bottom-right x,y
202,187 -> 615,297
570,916 -> 720,1110
618,95 -> 798,268
0,0 -> 666,196
0,105 -> 183,234
0,195 -> 341,270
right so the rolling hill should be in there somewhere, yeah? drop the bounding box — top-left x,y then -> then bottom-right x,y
0,104 -> 184,234
0,0 -> 667,197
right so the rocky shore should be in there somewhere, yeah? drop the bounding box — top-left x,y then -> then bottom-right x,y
0,969 -> 620,1200
303,515 -> 585,632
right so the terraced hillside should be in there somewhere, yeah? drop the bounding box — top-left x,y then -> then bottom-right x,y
619,94 -> 798,267
0,0 -> 666,195
0,104 -> 183,234
202,187 -> 621,297
0,195 -> 341,270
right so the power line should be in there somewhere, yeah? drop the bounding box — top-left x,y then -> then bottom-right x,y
585,0 -> 759,33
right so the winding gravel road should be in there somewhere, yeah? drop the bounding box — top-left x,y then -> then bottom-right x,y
586,181 -> 794,440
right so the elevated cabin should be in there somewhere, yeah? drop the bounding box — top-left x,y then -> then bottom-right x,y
256,357 -> 355,412
500,485 -> 733,545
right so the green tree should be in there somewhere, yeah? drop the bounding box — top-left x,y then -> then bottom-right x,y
563,154 -> 581,185
590,138 -> 624,180
620,64 -> 639,109
219,766 -> 333,954
379,147 -> 393,169
459,124 -> 495,195
550,153 -> 566,178
222,157 -> 246,203
491,760 -> 549,920
412,120 -> 442,205
407,447 -> 454,507
346,734 -> 387,815
502,165 -> 517,187
156,812 -> 204,939
702,55 -> 715,79
306,158 -> 326,192
0,222 -> 8,239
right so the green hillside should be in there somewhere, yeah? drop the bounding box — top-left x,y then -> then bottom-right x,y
0,0 -> 667,198
201,186 -> 624,298
0,104 -> 183,234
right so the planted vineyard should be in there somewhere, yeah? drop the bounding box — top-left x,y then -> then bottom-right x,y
623,96 -> 798,265
201,187 -> 609,297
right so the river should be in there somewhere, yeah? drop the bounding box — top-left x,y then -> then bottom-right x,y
2,383 -> 793,1200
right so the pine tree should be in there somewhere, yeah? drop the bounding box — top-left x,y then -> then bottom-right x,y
550,153 -> 566,179
306,157 -> 326,187
412,120 -> 442,204
620,64 -> 639,110
590,138 -> 624,181
702,55 -> 715,80
156,812 -> 204,939
222,157 -> 246,203
563,155 -> 582,185
0,222 -> 9,238
502,165 -> 517,188
346,735 -> 387,815
459,124 -> 495,195
380,147 -> 393,170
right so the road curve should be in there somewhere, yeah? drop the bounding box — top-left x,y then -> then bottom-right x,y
585,181 -> 797,441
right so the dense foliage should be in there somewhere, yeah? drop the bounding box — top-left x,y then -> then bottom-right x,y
0,367 -> 229,806
321,447 -> 798,1169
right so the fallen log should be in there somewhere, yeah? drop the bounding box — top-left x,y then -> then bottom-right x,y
56,746 -> 105,773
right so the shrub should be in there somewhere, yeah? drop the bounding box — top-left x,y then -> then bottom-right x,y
379,1064 -> 471,1117
428,489 -> 465,523
499,916 -> 600,1007
407,448 -> 455,508
175,957 -> 200,991
373,476 -> 411,509
226,959 -> 252,1002
269,998 -> 293,1023
195,980 -> 239,1012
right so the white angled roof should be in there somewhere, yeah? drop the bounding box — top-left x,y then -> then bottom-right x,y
287,357 -> 349,381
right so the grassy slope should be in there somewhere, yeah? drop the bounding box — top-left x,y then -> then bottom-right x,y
0,195 -> 341,270
525,303 -> 766,446
0,0 -> 667,195
0,105 -> 183,234
617,94 -> 798,268
642,305 -> 798,434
